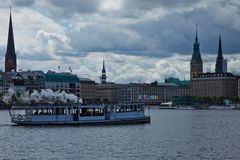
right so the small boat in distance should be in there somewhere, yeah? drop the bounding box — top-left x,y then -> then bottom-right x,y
9,103 -> 150,125
158,102 -> 174,109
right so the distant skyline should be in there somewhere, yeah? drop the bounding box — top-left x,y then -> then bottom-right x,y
0,0 -> 239,83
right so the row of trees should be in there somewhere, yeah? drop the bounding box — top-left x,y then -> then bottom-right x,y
197,96 -> 240,105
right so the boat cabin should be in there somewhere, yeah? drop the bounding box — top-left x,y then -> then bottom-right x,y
10,103 -> 147,124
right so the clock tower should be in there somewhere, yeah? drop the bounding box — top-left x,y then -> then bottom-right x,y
190,26 -> 203,80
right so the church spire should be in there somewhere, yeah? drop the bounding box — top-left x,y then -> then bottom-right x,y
102,59 -> 106,73
101,59 -> 106,84
215,34 -> 224,73
217,34 -> 223,59
5,6 -> 17,72
195,24 -> 198,42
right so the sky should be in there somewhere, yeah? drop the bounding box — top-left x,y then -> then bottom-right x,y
0,0 -> 239,83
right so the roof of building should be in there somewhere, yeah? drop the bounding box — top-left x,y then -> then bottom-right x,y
193,72 -> 237,79
19,71 -> 45,80
165,78 -> 190,86
79,78 -> 94,81
157,83 -> 178,87
45,73 -> 80,83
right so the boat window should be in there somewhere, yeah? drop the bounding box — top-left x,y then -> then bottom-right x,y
61,108 -> 65,115
33,108 -> 38,115
55,108 -> 65,115
93,107 -> 104,116
127,106 -> 131,112
43,109 -> 48,115
53,108 -> 56,115
49,108 -> 53,114
116,107 -> 120,112
64,108 -> 68,115
39,108 -> 44,115
80,107 -> 104,116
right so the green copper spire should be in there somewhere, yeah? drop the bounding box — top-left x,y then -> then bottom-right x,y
190,25 -> 203,79
195,24 -> 198,42
191,25 -> 202,63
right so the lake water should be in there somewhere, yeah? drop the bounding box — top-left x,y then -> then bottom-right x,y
1,108 -> 240,160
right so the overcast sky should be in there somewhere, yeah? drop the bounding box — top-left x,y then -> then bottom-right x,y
0,0 -> 239,83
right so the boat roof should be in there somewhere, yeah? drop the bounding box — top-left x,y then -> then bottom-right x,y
11,103 -> 144,109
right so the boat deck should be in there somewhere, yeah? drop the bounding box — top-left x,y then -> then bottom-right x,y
13,116 -> 151,126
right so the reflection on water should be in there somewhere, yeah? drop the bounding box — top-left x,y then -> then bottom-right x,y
1,109 -> 240,159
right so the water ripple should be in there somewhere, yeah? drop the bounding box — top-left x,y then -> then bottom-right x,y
1,110 -> 240,159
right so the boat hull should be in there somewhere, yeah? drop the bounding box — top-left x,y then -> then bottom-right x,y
12,116 -> 151,126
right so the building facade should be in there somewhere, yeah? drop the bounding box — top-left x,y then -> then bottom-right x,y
190,73 -> 238,98
118,82 -> 178,104
79,78 -> 96,104
0,72 -> 13,94
19,71 -> 45,93
7,72 -> 26,94
45,71 -> 80,97
165,78 -> 190,96
96,83 -> 119,104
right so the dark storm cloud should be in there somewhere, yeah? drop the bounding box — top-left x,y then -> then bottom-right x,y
124,0 -> 198,9
11,0 -> 240,58
14,0 -> 34,6
39,0 -> 100,17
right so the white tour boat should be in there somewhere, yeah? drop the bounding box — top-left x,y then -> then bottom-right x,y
9,103 -> 150,125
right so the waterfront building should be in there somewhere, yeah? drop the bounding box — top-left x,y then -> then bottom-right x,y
44,71 -> 80,97
7,72 -> 26,94
5,10 -> 17,72
96,83 -> 119,104
190,32 -> 238,98
79,78 -> 96,104
19,71 -> 45,93
0,72 -> 13,94
190,72 -> 238,98
158,83 -> 178,102
190,27 -> 203,80
118,82 -> 178,104
165,78 -> 190,96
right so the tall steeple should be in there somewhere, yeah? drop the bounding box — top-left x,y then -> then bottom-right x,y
101,59 -> 107,84
190,25 -> 203,79
5,7 -> 17,72
215,34 -> 224,73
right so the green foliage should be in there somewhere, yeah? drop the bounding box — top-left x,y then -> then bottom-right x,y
196,96 -> 226,105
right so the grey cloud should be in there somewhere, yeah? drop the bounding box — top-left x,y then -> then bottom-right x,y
14,0 -> 34,6
8,0 -> 240,59
38,0 -> 100,17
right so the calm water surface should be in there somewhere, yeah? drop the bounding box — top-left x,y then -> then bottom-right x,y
0,108 -> 240,160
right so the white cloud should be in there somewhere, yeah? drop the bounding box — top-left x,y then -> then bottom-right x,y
0,1 -> 239,83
